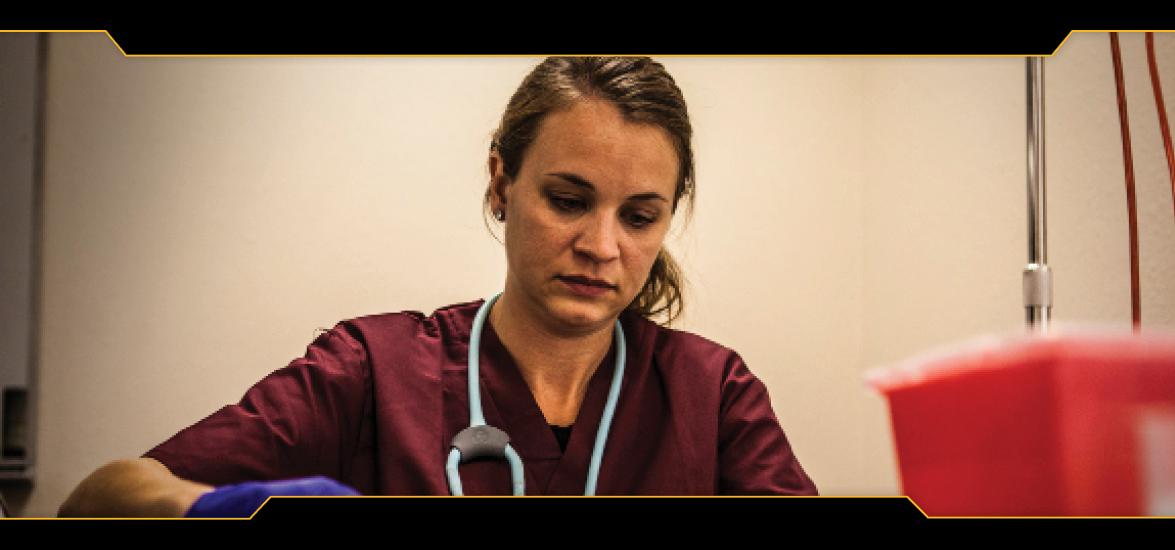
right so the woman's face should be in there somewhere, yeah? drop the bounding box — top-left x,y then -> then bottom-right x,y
490,99 -> 679,335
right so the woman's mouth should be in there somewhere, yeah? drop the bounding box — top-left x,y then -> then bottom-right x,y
557,275 -> 616,297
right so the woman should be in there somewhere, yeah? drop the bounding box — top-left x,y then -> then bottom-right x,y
59,56 -> 817,517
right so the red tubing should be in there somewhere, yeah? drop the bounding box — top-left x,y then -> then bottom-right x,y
1145,33 -> 1175,232
1110,32 -> 1141,331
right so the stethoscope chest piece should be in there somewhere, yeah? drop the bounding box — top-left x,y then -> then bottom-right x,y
450,425 -> 511,460
446,424 -> 526,496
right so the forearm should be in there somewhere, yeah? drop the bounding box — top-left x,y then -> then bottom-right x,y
58,457 -> 213,517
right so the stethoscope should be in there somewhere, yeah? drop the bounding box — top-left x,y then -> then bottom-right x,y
444,292 -> 627,496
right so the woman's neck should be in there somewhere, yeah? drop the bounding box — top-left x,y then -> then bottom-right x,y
488,290 -> 615,426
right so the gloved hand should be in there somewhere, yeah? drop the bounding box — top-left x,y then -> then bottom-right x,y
184,475 -> 360,518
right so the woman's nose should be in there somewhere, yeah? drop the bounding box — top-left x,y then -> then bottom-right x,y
574,213 -> 621,263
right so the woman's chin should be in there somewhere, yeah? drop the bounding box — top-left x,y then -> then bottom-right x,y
545,298 -> 615,332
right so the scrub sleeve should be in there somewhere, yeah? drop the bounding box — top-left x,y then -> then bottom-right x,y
717,353 -> 816,494
143,324 -> 371,489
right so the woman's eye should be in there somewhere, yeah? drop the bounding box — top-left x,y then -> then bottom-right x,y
625,212 -> 657,228
549,195 -> 586,212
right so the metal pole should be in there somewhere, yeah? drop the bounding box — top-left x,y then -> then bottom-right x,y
1024,57 -> 1052,332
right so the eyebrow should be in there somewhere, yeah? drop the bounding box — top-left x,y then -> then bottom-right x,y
546,172 -> 669,203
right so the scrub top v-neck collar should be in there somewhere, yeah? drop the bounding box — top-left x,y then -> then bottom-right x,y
473,309 -> 622,494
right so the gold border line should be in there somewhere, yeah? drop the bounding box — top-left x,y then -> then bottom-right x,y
1,26 -> 1173,523
0,29 -> 1169,58
5,495 -> 1174,520
234,493 -> 1175,522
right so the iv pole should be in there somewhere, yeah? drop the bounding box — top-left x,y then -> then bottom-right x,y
1024,57 -> 1052,333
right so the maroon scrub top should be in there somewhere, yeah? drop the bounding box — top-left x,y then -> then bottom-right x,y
143,299 -> 817,495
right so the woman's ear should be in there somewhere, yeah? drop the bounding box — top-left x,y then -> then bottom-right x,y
487,152 -> 511,218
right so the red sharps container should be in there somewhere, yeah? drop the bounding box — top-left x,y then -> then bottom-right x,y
867,330 -> 1175,516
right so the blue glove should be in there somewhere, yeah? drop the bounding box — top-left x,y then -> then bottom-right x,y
184,475 -> 360,518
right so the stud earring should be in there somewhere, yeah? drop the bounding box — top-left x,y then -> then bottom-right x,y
495,210 -> 505,221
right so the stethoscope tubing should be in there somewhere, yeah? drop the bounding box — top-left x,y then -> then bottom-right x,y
446,292 -> 626,496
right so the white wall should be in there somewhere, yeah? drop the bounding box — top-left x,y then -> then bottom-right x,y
10,31 -> 1175,516
1048,33 -> 1175,325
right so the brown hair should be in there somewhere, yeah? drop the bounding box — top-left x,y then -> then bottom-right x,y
486,56 -> 695,324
